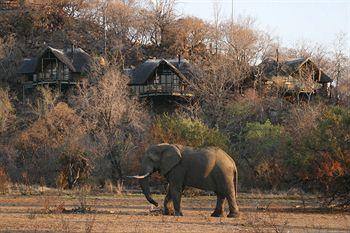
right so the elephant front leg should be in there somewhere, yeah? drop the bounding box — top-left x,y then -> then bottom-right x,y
169,185 -> 183,216
163,186 -> 174,215
211,194 -> 225,217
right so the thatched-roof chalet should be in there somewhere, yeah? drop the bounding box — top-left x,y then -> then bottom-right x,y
257,57 -> 332,97
17,46 -> 91,97
127,58 -> 194,98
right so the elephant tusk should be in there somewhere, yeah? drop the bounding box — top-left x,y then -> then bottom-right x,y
126,172 -> 151,179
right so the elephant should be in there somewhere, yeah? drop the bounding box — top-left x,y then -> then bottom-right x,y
128,143 -> 240,218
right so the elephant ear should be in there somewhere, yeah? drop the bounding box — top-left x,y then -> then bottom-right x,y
160,144 -> 182,176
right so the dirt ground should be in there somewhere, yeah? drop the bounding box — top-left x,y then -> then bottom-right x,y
0,191 -> 349,233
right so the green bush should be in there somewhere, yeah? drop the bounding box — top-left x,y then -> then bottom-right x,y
237,120 -> 290,190
224,94 -> 290,144
151,114 -> 229,151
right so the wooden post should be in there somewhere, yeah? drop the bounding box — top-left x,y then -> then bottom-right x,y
22,85 -> 25,101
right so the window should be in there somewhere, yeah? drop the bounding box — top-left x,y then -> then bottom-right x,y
52,65 -> 57,79
173,76 -> 180,91
161,75 -> 166,84
64,65 -> 69,80
168,75 -> 174,84
45,66 -> 50,79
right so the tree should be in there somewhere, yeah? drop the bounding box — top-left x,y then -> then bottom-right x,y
0,34 -> 22,83
16,98 -> 89,185
161,17 -> 209,60
73,68 -> 149,182
142,0 -> 176,47
190,18 -> 274,128
221,18 -> 266,89
330,32 -> 349,104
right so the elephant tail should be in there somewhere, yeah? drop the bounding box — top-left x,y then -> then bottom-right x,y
234,167 -> 238,198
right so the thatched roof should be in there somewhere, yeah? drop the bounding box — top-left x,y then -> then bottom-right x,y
66,48 -> 91,73
17,58 -> 38,74
129,58 -> 194,85
259,57 -> 332,83
17,46 -> 91,74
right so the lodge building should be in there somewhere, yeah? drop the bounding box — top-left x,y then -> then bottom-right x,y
257,57 -> 333,99
17,46 -> 91,97
128,58 -> 194,98
126,57 -> 195,112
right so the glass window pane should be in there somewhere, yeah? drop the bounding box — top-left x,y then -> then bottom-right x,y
161,75 -> 166,83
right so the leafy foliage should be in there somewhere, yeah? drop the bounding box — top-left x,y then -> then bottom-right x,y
151,114 -> 229,151
289,106 -> 350,206
238,120 -> 289,190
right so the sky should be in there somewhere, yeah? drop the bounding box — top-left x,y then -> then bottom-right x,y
176,0 -> 350,50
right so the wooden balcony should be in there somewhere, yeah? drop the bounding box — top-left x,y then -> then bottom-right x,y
23,79 -> 78,89
131,83 -> 193,98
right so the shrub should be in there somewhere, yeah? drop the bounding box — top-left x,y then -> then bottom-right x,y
289,106 -> 350,206
58,148 -> 93,189
0,88 -> 15,136
224,93 -> 290,143
15,101 -> 89,186
237,120 -> 290,190
151,114 -> 230,151
0,166 -> 10,194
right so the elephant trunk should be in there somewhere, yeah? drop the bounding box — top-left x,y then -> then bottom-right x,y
139,176 -> 158,207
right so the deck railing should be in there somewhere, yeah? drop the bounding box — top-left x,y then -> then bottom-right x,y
23,79 -> 78,89
131,83 -> 193,97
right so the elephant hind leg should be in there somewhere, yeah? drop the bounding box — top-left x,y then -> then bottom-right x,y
226,189 -> 240,218
211,194 -> 225,217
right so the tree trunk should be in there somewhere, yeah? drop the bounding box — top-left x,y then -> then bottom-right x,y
109,152 -> 123,184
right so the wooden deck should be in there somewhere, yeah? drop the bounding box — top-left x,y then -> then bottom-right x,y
138,91 -> 194,98
23,80 -> 79,89
131,83 -> 193,98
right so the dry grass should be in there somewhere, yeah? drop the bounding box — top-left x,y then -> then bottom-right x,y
0,191 -> 349,233
0,167 -> 10,194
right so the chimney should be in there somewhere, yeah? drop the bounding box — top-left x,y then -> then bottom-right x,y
178,54 -> 181,65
